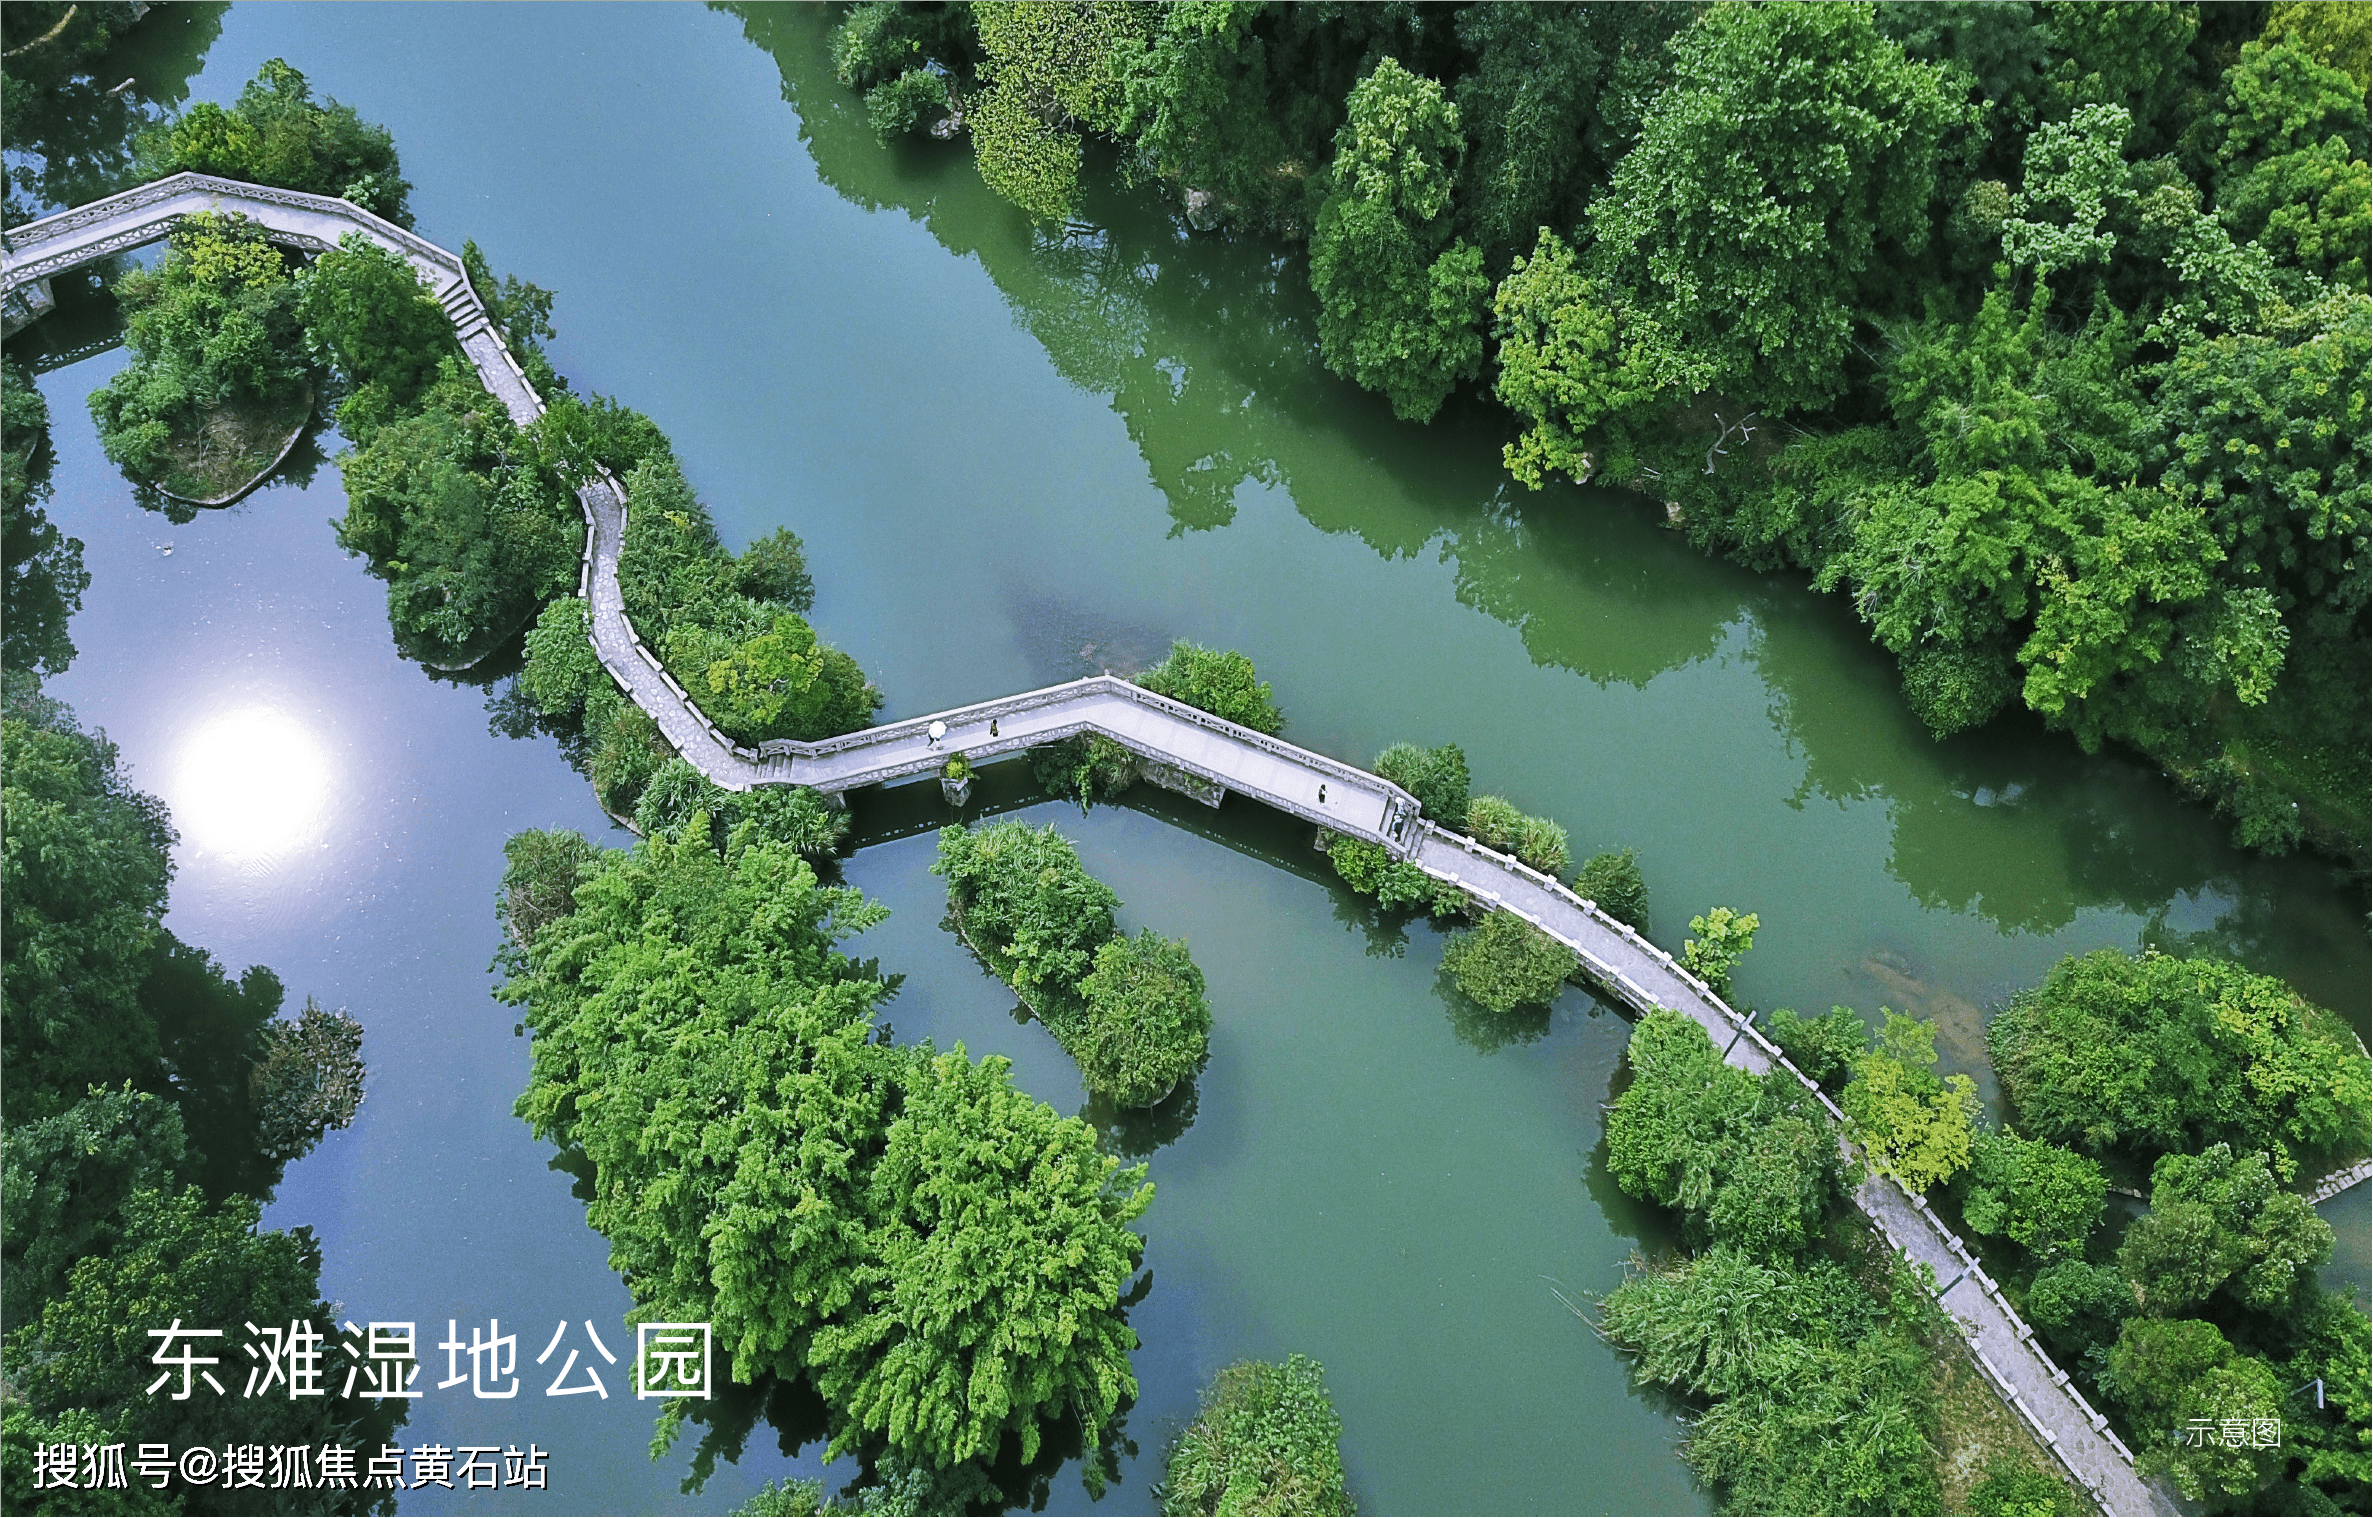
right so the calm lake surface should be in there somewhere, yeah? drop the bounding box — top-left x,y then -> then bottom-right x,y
23,5 -> 2368,1513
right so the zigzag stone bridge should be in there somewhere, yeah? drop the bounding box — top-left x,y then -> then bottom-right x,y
4,175 -> 2173,1517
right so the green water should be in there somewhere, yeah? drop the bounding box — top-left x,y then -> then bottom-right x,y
21,4 -> 2365,1513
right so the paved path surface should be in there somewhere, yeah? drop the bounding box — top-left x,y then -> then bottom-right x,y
6,175 -> 2176,1516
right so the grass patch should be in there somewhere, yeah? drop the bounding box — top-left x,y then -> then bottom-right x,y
153,383 -> 312,505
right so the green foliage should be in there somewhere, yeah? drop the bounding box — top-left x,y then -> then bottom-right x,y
1986,948 -> 2371,1170
933,820 -> 1118,1030
2264,1 -> 2373,91
295,233 -> 459,442
1762,1005 -> 1867,1091
808,1044 -> 1150,1468
1,1083 -> 186,1332
1606,1010 -> 1847,1259
1462,794 -> 1569,875
3,363 -> 88,678
1448,3 -> 1605,272
1439,909 -> 1575,1015
2022,1259 -> 2137,1365
1491,228 -> 1660,487
1076,928 -> 1211,1109
461,238 -> 564,398
1679,905 -> 1757,996
5,1185 -> 405,1515
967,0 -> 1153,220
1842,1009 -> 1979,1193
617,460 -> 878,744
1135,639 -> 1283,733
1,685 -> 173,1122
332,361 -> 581,664
140,56 -> 412,225
87,212 -> 312,497
2104,1316 -> 2287,1501
525,389 -> 679,485
497,826 -> 603,951
1958,1129 -> 2107,1258
1308,58 -> 1490,422
1372,740 -> 1467,826
1030,731 -> 1139,805
2117,1143 -> 2332,1316
1325,834 -> 1390,894
1160,1354 -> 1355,1518
2274,1290 -> 2373,1513
1600,1246 -> 1946,1515
1572,847 -> 1648,932
1584,4 -> 1966,409
1966,1455 -> 2088,1518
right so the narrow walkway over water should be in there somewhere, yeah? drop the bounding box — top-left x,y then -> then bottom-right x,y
4,175 -> 2171,1518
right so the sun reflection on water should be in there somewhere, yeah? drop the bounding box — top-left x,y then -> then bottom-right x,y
171,706 -> 335,867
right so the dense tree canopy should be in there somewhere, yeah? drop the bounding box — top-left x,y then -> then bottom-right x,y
1161,1355 -> 1355,1518
138,56 -> 411,225
1133,638 -> 1283,734
2,366 -> 88,679
828,0 -> 2372,865
1986,947 -> 2369,1171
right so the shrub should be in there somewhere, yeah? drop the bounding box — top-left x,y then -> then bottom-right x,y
933,822 -> 1118,1032
1135,640 -> 1283,734
1325,834 -> 1390,893
589,702 -> 669,817
868,69 -> 950,140
1966,1456 -> 2087,1517
1161,1355 -> 1354,1518
1762,1004 -> 1866,1090
942,752 -> 971,781
1374,741 -> 1469,824
140,57 -> 412,225
1464,794 -> 1569,874
1030,732 -> 1136,804
1573,847 -> 1648,931
1441,910 -> 1577,1012
1680,906 -> 1757,995
497,828 -> 603,949
1076,929 -> 1211,1108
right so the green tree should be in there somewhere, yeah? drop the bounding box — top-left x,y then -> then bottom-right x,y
139,56 -> 412,225
1842,1008 -> 1978,1193
1986,948 -> 2370,1169
1076,928 -> 1211,1109
331,362 -> 581,664
1491,228 -> 1662,488
2104,1317 -> 2287,1502
2,364 -> 88,677
967,0 -> 1152,221
1135,639 -> 1283,733
2,1185 -> 405,1515
1606,1010 -> 1845,1259
1600,1247 -> 1946,1514
809,1044 -> 1150,1469
1679,906 -> 1757,996
2116,1143 -> 2332,1316
932,821 -> 1118,1030
1958,1128 -> 2106,1258
1,684 -> 173,1121
505,824 -> 902,1393
1161,1354 -> 1355,1518
1762,1005 -> 1867,1091
1572,846 -> 1648,933
1307,58 -> 1491,422
1585,3 -> 1966,408
1440,909 -> 1575,1015
496,826 -> 603,951
295,234 -> 458,440
2022,1258 -> 2136,1364
1,1083 -> 186,1332
86,211 -> 313,498
1966,1455 -> 2087,1518
1463,794 -> 1569,875
1448,3 -> 1603,272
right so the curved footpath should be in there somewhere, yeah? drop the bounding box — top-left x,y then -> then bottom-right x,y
5,176 -> 2173,1517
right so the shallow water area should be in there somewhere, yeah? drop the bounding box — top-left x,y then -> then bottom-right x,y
18,3 -> 2369,1513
